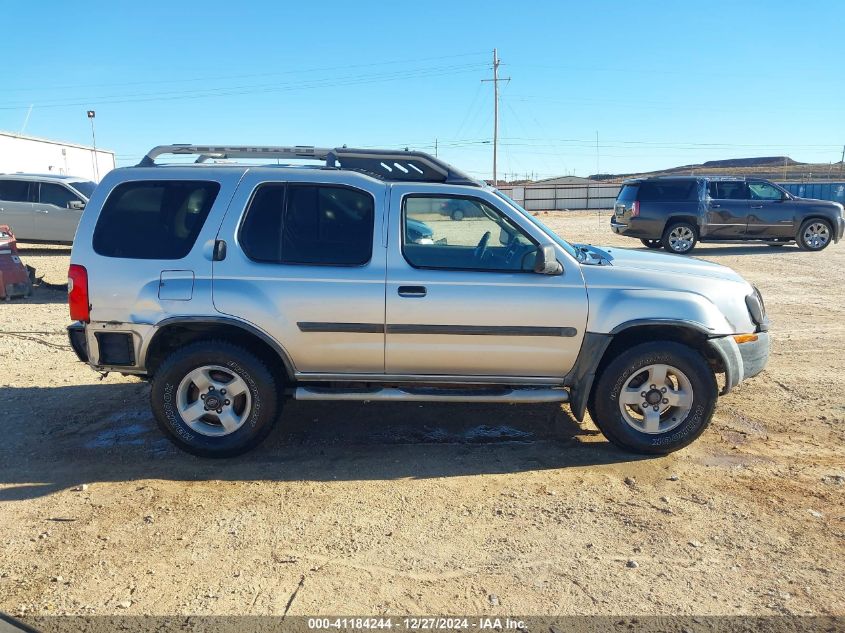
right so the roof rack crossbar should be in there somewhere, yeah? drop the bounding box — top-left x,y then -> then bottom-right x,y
137,144 -> 481,186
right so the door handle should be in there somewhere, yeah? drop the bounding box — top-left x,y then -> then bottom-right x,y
750,204 -> 763,209
398,285 -> 427,298
711,204 -> 721,208
35,208 -> 49,213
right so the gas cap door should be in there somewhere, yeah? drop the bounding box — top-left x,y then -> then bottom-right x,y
158,270 -> 195,301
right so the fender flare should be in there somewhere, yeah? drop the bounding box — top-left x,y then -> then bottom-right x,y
144,315 -> 296,380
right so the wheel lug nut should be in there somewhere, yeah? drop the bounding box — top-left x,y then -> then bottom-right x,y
640,391 -> 647,397
216,408 -> 222,414
224,400 -> 230,405
653,406 -> 659,411
650,384 -> 656,390
661,387 -> 667,393
208,386 -> 213,392
220,389 -> 226,395
201,394 -> 206,400
662,398 -> 669,404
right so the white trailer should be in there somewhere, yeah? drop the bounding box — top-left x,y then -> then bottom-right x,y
0,131 -> 115,182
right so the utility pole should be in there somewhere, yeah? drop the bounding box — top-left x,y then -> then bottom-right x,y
482,49 -> 509,186
840,144 -> 844,178
87,110 -> 99,181
434,138 -> 438,158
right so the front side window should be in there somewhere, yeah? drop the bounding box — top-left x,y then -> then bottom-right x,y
402,195 -> 538,272
748,182 -> 784,200
93,180 -> 220,259
239,184 -> 374,266
0,180 -> 31,202
69,181 -> 96,199
40,183 -> 80,208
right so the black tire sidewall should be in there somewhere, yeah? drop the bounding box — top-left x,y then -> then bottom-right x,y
151,342 -> 279,457
591,342 -> 717,454
662,222 -> 698,254
640,239 -> 662,249
797,219 -> 832,251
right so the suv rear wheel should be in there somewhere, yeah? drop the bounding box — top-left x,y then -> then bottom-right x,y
796,218 -> 832,251
151,341 -> 280,457
588,341 -> 717,454
640,239 -> 662,249
662,222 -> 698,254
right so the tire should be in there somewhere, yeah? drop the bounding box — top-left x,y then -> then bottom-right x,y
589,341 -> 717,454
151,340 -> 280,457
451,209 -> 465,221
640,239 -> 662,249
796,218 -> 833,251
661,222 -> 698,254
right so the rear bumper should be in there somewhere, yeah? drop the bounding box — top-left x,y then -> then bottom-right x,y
834,216 -> 844,243
67,322 -> 89,363
707,332 -> 770,394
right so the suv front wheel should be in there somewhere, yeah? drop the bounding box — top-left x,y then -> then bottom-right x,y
589,341 -> 717,454
796,218 -> 833,251
151,341 -> 280,457
662,222 -> 698,254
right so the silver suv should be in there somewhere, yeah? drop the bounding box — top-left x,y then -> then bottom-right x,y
67,145 -> 770,457
0,174 -> 95,243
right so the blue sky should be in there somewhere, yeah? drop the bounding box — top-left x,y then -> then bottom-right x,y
2,0 -> 843,179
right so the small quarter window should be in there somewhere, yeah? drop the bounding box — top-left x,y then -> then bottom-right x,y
93,180 -> 219,259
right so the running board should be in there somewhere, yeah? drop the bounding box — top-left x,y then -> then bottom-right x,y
294,386 -> 569,403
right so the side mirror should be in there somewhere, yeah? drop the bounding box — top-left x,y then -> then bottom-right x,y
68,200 -> 85,210
534,244 -> 563,275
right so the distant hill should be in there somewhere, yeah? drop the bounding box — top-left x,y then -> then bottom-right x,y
591,156 -> 844,182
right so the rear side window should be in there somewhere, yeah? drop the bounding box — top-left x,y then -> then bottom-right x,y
617,184 -> 639,203
239,184 -> 374,266
0,180 -> 31,202
638,180 -> 698,202
93,180 -> 220,259
710,181 -> 748,200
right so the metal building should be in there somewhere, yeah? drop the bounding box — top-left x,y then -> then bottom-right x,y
0,131 -> 115,182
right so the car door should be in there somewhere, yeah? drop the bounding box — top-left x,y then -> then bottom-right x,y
385,186 -> 588,378
0,179 -> 36,239
705,181 -> 750,238
33,182 -> 84,242
212,172 -> 387,375
745,180 -> 796,238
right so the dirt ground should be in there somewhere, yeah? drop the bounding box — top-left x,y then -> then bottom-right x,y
1,211 -> 843,618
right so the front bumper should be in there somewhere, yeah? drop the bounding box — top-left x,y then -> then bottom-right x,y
707,332 -> 771,394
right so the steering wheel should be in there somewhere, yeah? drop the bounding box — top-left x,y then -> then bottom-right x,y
474,231 -> 491,261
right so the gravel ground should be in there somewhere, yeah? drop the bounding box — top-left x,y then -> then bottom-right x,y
0,212 -> 843,617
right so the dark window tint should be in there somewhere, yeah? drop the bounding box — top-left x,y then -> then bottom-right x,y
240,185 -> 285,262
69,181 -> 96,199
40,183 -> 79,208
0,180 -> 31,202
711,182 -> 748,200
638,180 -> 698,202
93,180 -> 219,259
616,184 -> 639,203
239,184 -> 374,266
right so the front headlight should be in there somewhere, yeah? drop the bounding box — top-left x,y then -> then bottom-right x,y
745,286 -> 766,327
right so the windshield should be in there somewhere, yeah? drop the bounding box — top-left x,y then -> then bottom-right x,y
493,190 -> 579,259
68,180 -> 96,199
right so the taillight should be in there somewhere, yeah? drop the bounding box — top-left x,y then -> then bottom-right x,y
68,264 -> 90,322
631,200 -> 640,217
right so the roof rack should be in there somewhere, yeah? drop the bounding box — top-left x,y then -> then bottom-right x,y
138,144 -> 481,187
